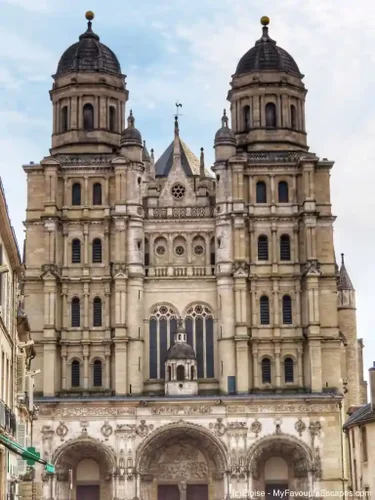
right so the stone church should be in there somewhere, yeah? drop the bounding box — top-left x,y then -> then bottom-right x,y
22,11 -> 367,500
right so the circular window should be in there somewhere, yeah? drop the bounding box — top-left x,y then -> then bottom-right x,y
175,246 -> 185,256
156,245 -> 166,256
194,245 -> 204,256
171,184 -> 186,200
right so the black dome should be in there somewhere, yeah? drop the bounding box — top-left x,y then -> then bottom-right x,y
55,20 -> 121,77
235,25 -> 302,77
166,342 -> 196,360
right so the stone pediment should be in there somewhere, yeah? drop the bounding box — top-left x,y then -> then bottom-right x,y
40,264 -> 60,280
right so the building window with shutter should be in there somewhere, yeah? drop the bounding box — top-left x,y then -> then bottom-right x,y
256,181 -> 267,203
93,297 -> 102,327
72,239 -> 81,264
258,235 -> 269,261
280,234 -> 291,261
71,360 -> 80,387
93,360 -> 102,387
284,357 -> 294,383
92,238 -> 102,263
72,183 -> 81,206
92,183 -> 102,205
282,295 -> 292,324
278,181 -> 289,202
71,297 -> 80,327
260,296 -> 270,325
261,358 -> 271,384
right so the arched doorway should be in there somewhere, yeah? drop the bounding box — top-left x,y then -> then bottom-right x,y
136,422 -> 227,500
53,437 -> 116,500
248,435 -> 313,498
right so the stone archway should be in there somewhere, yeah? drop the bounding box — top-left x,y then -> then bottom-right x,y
136,422 -> 228,500
247,434 -> 314,495
52,437 -> 116,500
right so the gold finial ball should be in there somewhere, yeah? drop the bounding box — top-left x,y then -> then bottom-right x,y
85,11 -> 95,21
260,16 -> 270,26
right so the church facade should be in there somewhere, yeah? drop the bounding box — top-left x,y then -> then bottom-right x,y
22,12 -> 367,500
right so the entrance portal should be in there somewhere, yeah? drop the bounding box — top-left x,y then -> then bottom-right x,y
158,485 -> 180,500
265,483 -> 289,500
77,485 -> 100,500
187,484 -> 208,500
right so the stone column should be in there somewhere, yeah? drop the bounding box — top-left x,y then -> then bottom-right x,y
179,481 -> 187,500
83,345 -> 89,389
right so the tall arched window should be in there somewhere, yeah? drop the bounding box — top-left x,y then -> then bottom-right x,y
258,235 -> 269,261
284,357 -> 294,383
256,181 -> 267,203
243,105 -> 250,132
265,102 -> 277,127
93,360 -> 102,387
144,238 -> 150,267
149,306 -> 178,379
71,360 -> 80,387
83,103 -> 94,131
176,365 -> 185,381
261,358 -> 271,384
282,295 -> 292,324
290,105 -> 297,129
72,239 -> 81,264
185,305 -> 214,379
92,183 -> 102,205
72,183 -> 81,206
109,106 -> 116,132
71,297 -> 81,327
280,235 -> 291,261
210,237 -> 216,275
93,297 -> 102,327
61,106 -> 68,133
278,181 -> 289,203
260,296 -> 270,325
92,238 -> 102,263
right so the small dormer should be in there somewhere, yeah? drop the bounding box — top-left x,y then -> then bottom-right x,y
165,319 -> 198,396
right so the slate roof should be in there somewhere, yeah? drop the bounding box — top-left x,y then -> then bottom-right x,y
235,25 -> 302,77
55,20 -> 121,77
166,342 -> 196,360
154,138 -> 202,177
343,403 -> 375,429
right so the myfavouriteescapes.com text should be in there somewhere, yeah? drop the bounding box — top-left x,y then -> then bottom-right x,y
227,490 -> 371,498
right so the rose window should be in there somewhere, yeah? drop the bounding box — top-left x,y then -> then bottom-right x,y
175,246 -> 185,256
194,245 -> 204,256
171,184 -> 186,199
156,245 -> 166,256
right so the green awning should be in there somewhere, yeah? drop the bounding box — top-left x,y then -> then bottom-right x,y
0,433 -> 55,473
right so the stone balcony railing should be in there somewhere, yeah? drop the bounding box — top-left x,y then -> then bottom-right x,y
145,265 -> 215,278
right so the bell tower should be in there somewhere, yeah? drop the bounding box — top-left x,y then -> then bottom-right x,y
50,11 -> 128,155
227,17 -> 308,152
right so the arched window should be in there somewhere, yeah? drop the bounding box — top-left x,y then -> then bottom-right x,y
93,297 -> 102,327
278,181 -> 289,203
256,181 -> 267,203
284,357 -> 294,383
191,366 -> 195,380
71,360 -> 80,387
282,295 -> 292,324
280,235 -> 291,261
93,360 -> 102,387
61,106 -> 68,133
260,296 -> 270,325
290,105 -> 297,129
71,297 -> 80,327
144,238 -> 150,267
92,183 -> 102,205
265,102 -> 277,127
109,106 -> 116,132
72,183 -> 81,206
72,239 -> 81,264
258,235 -> 269,261
92,238 -> 102,263
149,304 -> 214,380
210,237 -> 216,275
243,105 -> 250,132
176,365 -> 185,381
83,103 -> 94,131
261,358 -> 271,384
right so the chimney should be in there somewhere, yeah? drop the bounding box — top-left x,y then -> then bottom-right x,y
370,362 -> 375,410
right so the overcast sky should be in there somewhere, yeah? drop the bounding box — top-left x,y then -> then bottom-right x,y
1,0 -> 374,388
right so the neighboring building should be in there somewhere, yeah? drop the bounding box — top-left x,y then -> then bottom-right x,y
22,12 -> 367,500
344,364 -> 375,495
0,178 -> 36,498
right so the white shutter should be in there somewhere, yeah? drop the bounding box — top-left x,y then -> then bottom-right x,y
16,353 -> 26,394
17,423 -> 26,475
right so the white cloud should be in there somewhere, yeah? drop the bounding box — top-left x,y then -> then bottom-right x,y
2,0 -> 52,12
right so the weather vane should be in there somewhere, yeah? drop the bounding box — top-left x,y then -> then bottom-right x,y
175,101 -> 183,117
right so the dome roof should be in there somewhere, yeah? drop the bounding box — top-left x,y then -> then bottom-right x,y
55,14 -> 121,77
235,19 -> 302,78
214,110 -> 236,145
166,342 -> 196,360
120,110 -> 142,146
